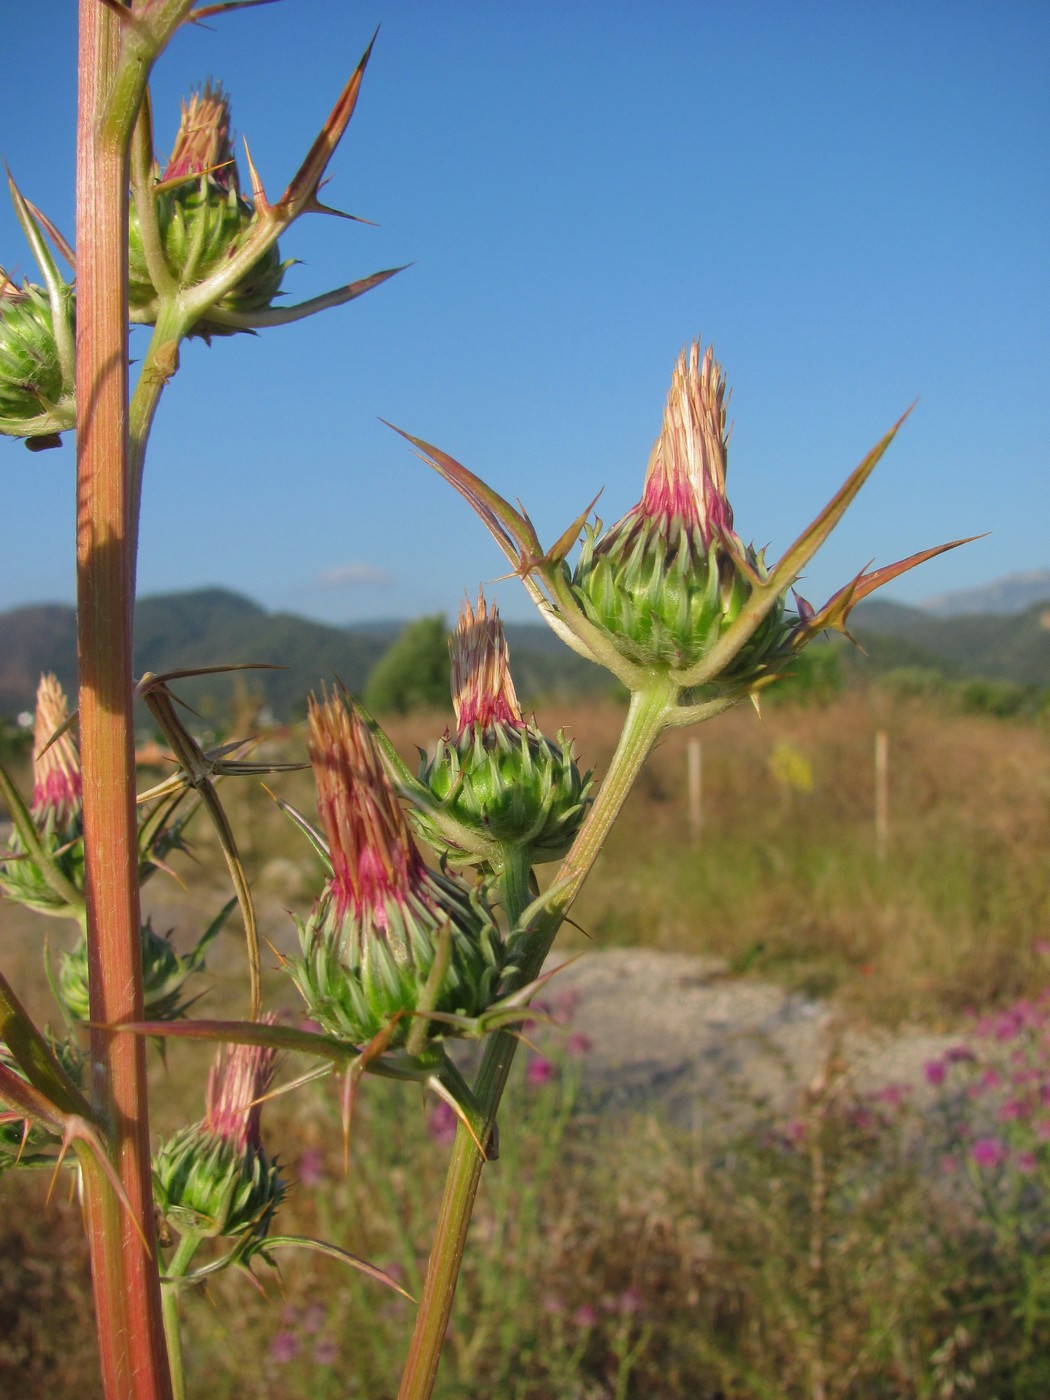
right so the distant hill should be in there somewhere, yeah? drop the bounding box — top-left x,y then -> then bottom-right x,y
849,597 -> 1050,688
0,589 -> 390,721
0,588 -> 616,721
3,577 -> 1047,722
920,570 -> 1050,618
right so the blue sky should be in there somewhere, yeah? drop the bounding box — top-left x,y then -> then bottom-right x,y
1,1 -> 1047,627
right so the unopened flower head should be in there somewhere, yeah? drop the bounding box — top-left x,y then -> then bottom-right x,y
421,594 -> 590,863
0,269 -> 76,443
571,340 -> 791,683
31,673 -> 81,830
128,83 -> 284,334
0,673 -> 86,915
290,690 -> 507,1049
58,917 -> 212,1025
152,1016 -> 285,1244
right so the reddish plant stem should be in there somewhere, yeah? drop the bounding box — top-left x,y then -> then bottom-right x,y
76,5 -> 172,1397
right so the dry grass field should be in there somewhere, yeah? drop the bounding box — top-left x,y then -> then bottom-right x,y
3,685 -> 1049,1398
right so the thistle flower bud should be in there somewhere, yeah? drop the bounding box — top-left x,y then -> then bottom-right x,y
420,594 -> 589,863
570,342 -> 791,687
58,913 -> 222,1025
0,269 -> 75,444
30,673 -> 81,827
129,84 -> 284,335
0,673 -> 184,918
289,691 -> 507,1050
0,674 -> 85,914
152,1019 -> 284,1244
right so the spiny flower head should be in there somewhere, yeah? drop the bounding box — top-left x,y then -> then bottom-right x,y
0,673 -> 185,918
570,340 -> 791,683
128,83 -> 285,335
0,269 -> 75,445
152,1015 -> 285,1245
308,687 -> 427,924
420,595 -> 590,864
289,690 -> 507,1050
58,914 -> 220,1025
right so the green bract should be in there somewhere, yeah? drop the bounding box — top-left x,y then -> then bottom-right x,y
0,811 -> 86,918
570,518 -> 792,689
153,1124 -> 284,1244
0,280 -> 75,441
128,179 -> 285,336
291,868 -> 508,1050
422,721 -> 589,863
0,1037 -> 83,1174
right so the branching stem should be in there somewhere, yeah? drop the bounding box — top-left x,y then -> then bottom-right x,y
397,678 -> 674,1400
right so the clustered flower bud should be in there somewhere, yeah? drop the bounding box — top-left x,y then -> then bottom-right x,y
128,84 -> 285,335
290,690 -> 508,1050
152,1019 -> 284,1246
570,342 -> 791,688
0,269 -> 75,445
419,593 -> 589,863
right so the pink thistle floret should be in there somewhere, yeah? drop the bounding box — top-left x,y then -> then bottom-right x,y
30,673 -> 81,825
637,341 -> 735,547
308,692 -> 427,925
997,1097 -> 1030,1123
970,1136 -> 1009,1170
526,1055 -> 556,1088
451,592 -> 524,734
162,82 -> 237,190
270,1331 -> 299,1365
203,1014 -> 278,1155
924,1058 -> 947,1087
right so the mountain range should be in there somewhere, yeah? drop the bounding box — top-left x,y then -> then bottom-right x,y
1,572 -> 1047,720
0,587 -> 611,721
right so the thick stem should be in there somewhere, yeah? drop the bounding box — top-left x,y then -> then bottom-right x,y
397,680 -> 674,1400
76,5 -> 172,1399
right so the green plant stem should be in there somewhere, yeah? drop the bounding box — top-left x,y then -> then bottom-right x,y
128,301 -> 192,574
76,5 -> 172,1398
160,1232 -> 202,1400
397,678 -> 675,1400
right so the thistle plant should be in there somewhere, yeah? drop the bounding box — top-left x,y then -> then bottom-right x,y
0,7 -> 973,1400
